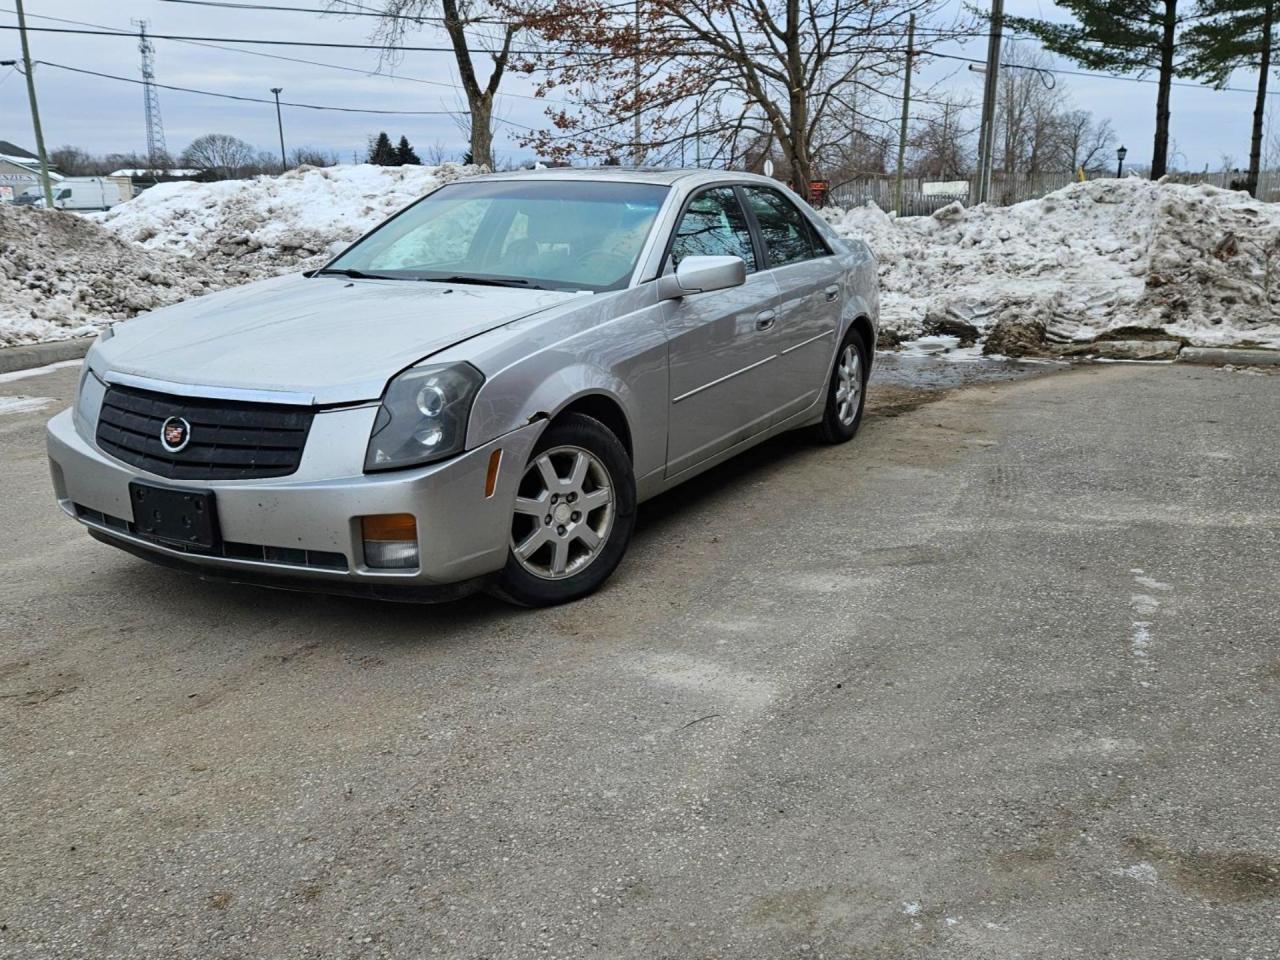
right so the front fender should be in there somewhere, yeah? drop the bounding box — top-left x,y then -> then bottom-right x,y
467,353 -> 667,481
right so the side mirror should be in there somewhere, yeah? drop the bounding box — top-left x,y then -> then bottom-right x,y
658,255 -> 747,301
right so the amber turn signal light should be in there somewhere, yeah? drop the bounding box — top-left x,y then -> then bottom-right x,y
360,513 -> 418,541
485,449 -> 503,499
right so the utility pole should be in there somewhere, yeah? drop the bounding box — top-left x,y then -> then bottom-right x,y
14,0 -> 53,208
632,0 -> 643,166
271,87 -> 287,171
893,14 -> 915,215
974,0 -> 1004,204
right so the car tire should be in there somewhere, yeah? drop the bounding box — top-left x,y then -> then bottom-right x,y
814,331 -> 869,444
491,412 -> 637,607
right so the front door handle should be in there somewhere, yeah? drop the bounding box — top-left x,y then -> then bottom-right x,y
755,309 -> 777,331
824,284 -> 840,302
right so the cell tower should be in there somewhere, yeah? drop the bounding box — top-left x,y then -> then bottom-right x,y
132,19 -> 167,167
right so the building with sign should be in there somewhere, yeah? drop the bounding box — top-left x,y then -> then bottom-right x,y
0,140 -> 63,203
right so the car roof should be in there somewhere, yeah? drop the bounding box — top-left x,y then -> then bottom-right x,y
464,167 -> 790,189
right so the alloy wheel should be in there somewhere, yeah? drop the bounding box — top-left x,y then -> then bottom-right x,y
835,344 -> 863,426
510,445 -> 615,580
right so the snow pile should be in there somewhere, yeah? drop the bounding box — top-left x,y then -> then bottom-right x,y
826,178 -> 1280,353
93,162 -> 474,281
0,204 -> 216,346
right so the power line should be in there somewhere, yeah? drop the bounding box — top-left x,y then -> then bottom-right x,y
932,50 -> 1275,96
33,61 -> 463,114
0,18 -> 1039,52
0,23 -> 521,53
158,0 -> 646,26
0,4 -> 573,105
28,59 -> 541,129
159,0 -> 494,24
4,19 -> 1273,99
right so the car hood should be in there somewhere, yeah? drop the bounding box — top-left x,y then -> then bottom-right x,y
92,273 -> 586,405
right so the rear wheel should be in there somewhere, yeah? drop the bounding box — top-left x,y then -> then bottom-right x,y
491,413 -> 636,607
814,332 -> 868,444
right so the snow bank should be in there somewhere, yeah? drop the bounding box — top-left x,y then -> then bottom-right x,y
6,167 -> 1280,353
825,178 -> 1280,353
93,162 -> 474,280
0,204 -> 215,346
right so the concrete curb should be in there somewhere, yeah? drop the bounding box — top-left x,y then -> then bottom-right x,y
0,337 -> 94,376
1177,346 -> 1280,367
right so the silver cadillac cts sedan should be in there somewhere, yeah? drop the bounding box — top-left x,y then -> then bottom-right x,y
47,169 -> 878,606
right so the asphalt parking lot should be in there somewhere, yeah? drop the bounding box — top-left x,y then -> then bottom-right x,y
2,359 -> 1278,959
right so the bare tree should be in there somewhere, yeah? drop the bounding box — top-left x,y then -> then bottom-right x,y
341,0 -> 522,169
1061,109 -> 1114,172
994,42 -> 1066,175
521,0 -> 970,189
909,94 -> 976,178
422,139 -> 451,165
181,133 -> 257,179
289,146 -> 340,167
992,42 -> 1116,176
48,145 -> 97,176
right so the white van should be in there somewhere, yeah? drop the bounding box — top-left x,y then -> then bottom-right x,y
17,176 -> 133,211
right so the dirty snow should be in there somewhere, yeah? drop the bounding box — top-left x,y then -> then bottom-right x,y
0,395 -> 55,414
0,358 -> 82,383
5,167 -> 1280,353
0,203 -> 216,346
1,163 -> 470,346
826,177 -> 1280,355
92,162 -> 472,281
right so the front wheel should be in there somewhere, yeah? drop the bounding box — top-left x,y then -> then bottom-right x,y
814,333 -> 868,444
491,413 -> 636,607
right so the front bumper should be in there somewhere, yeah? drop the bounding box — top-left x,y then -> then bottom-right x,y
46,405 -> 544,596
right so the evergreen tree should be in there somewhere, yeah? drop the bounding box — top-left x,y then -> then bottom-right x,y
461,150 -> 474,166
1005,0 -> 1188,178
367,132 -> 398,165
1182,0 -> 1274,197
395,134 -> 422,165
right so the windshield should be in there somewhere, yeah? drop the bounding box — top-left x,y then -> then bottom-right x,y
322,179 -> 669,293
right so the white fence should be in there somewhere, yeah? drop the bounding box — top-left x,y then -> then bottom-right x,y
828,169 -> 1280,216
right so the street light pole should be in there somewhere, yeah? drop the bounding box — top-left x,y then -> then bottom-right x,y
13,0 -> 53,208
1116,145 -> 1127,179
270,87 -> 287,171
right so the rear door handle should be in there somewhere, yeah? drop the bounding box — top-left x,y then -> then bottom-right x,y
824,284 -> 840,302
755,309 -> 777,331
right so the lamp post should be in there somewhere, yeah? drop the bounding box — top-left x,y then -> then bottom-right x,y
1116,145 -> 1128,179
270,87 -> 286,171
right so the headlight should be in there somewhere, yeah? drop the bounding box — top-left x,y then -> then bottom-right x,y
364,362 -> 484,471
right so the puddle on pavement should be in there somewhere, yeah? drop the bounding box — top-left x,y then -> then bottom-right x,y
872,352 -> 1065,390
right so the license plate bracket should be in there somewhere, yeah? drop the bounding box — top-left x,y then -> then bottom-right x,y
129,482 -> 220,550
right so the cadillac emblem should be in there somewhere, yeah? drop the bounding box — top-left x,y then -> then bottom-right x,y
160,416 -> 191,453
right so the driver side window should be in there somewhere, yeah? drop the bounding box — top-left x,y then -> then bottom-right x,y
669,187 -> 757,273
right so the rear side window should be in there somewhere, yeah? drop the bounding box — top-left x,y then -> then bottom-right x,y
669,187 -> 757,273
743,186 -> 820,268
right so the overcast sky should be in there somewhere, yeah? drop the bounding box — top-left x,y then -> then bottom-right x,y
0,0 -> 1269,171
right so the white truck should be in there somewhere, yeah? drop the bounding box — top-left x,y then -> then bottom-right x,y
15,176 -> 133,211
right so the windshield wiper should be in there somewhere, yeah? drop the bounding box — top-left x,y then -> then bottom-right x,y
431,274 -> 547,290
314,267 -> 401,280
